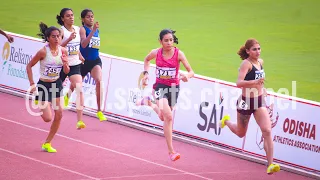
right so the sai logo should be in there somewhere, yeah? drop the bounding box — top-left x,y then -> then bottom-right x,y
198,92 -> 225,136
2,42 -> 10,71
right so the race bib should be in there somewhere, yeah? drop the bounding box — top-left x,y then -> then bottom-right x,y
154,89 -> 161,99
89,37 -> 100,49
238,99 -> 248,110
43,65 -> 62,78
156,67 -> 176,79
67,43 -> 80,55
255,70 -> 265,80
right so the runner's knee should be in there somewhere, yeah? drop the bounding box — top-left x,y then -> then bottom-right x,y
162,111 -> 173,122
43,117 -> 52,123
237,131 -> 246,138
261,127 -> 271,137
54,109 -> 63,120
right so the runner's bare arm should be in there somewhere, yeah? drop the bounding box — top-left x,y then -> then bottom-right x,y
259,59 -> 267,96
179,50 -> 194,79
61,47 -> 70,74
79,51 -> 85,63
144,49 -> 158,72
80,22 -> 99,48
0,29 -> 14,43
26,48 -> 46,85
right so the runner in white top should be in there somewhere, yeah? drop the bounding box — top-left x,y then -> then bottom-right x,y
26,22 -> 69,153
56,8 -> 86,130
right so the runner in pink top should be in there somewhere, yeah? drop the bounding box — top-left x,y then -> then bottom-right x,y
153,46 -> 180,88
138,29 -> 194,161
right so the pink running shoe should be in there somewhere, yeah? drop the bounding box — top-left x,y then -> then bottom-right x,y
169,152 -> 181,161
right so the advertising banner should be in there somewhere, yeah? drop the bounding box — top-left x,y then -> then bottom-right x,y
103,58 -> 163,126
63,55 -> 112,111
0,36 -> 41,92
243,95 -> 320,171
173,78 -> 244,150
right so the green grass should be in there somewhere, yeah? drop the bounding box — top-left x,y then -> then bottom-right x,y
1,0 -> 319,102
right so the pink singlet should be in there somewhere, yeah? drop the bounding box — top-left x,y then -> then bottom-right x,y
153,47 -> 180,89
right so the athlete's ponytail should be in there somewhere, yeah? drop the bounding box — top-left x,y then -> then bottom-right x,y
171,30 -> 179,44
56,15 -> 63,26
37,22 -> 60,42
56,8 -> 72,26
237,45 -> 248,60
81,9 -> 94,25
159,29 -> 179,44
237,38 -> 259,60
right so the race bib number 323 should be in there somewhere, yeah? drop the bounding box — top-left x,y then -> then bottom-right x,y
89,37 -> 100,49
255,70 -> 265,80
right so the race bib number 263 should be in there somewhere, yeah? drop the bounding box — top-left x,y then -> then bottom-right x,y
44,66 -> 62,77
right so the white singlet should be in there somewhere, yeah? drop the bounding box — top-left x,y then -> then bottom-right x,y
39,45 -> 63,80
61,25 -> 82,66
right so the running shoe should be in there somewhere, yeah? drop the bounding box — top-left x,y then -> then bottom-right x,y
64,95 -> 69,108
219,114 -> 230,128
42,143 -> 57,153
267,163 -> 280,174
97,111 -> 107,121
169,152 -> 181,161
77,120 -> 86,129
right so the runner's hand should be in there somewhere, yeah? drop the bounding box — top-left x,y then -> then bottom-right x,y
180,73 -> 189,82
93,22 -> 99,31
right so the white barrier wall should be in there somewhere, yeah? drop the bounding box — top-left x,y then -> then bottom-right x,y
101,57 -> 163,126
63,56 -> 112,111
1,32 -> 319,173
243,96 -> 320,171
172,75 -> 244,150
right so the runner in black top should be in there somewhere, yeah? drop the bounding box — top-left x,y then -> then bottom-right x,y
220,38 -> 280,175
